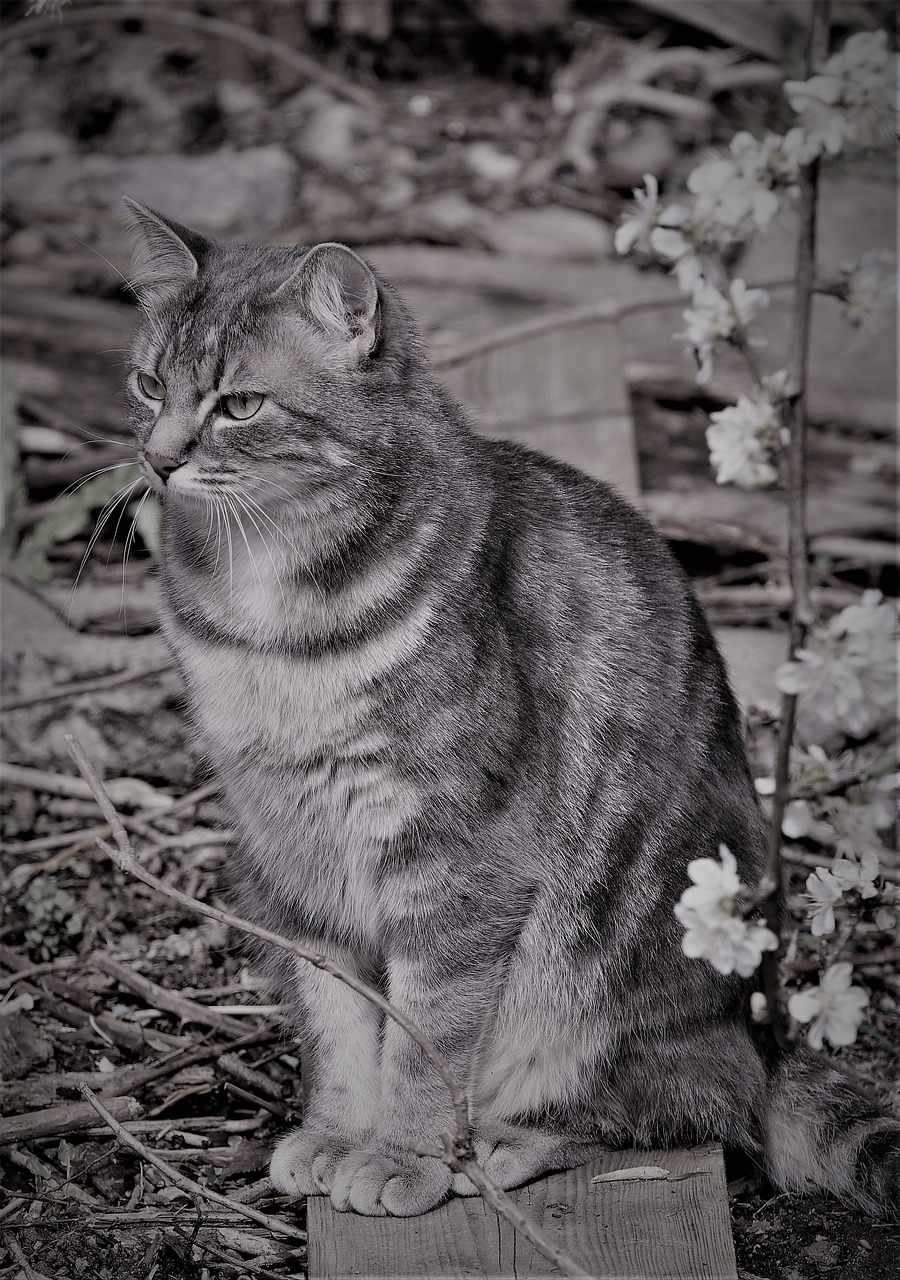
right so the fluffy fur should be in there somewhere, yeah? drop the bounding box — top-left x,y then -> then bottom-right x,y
124,199 -> 899,1219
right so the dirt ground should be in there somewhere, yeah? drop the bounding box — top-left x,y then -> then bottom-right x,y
1,3 -> 897,1278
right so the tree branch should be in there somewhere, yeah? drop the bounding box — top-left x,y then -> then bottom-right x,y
760,0 -> 832,1049
1,4 -> 378,112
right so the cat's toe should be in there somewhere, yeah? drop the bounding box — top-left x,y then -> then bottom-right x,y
331,1149 -> 451,1216
269,1128 -> 351,1196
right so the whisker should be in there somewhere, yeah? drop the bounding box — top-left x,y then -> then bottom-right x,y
120,488 -> 152,623
235,494 -> 291,615
61,479 -> 141,623
53,460 -> 139,504
225,494 -> 264,593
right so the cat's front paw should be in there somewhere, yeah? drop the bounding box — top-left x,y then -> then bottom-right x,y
330,1148 -> 452,1216
269,1127 -> 354,1196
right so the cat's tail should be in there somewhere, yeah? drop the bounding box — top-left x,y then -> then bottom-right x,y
764,1045 -> 900,1218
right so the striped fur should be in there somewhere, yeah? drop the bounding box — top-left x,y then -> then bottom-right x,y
125,202 -> 899,1219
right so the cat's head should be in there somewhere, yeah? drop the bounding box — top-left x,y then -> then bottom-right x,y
123,198 -> 426,512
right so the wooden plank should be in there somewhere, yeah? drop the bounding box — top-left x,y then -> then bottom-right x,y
308,1143 -> 737,1279
435,311 -> 640,499
631,1 -> 810,62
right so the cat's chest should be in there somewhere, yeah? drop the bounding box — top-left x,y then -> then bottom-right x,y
165,606 -> 427,938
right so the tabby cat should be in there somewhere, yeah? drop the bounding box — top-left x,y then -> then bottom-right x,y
124,198 -> 899,1219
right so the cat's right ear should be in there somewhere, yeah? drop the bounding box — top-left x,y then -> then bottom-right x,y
122,196 -> 208,294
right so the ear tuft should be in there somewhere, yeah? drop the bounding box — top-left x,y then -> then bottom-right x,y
275,243 -> 380,358
122,196 -> 206,294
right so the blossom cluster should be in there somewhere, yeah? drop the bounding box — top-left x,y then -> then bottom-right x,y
673,844 -> 778,978
705,372 -> 785,488
784,30 -> 897,159
614,28 -> 897,487
776,590 -> 898,737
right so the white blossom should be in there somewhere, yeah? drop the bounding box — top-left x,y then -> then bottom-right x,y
677,908 -> 778,978
830,849 -> 880,899
650,222 -> 707,293
679,279 -> 768,383
834,249 -> 897,332
785,29 -> 897,160
875,906 -> 898,933
788,963 -> 869,1051
782,798 -> 813,839
805,866 -> 843,936
674,843 -> 778,977
705,378 -> 783,487
614,175 -> 690,257
686,132 -> 794,235
776,590 -> 898,736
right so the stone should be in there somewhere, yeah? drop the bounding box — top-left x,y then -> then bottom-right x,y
298,99 -> 383,175
1,128 -> 74,165
484,206 -> 614,260
1,147 -> 298,237
464,142 -> 521,183
417,192 -> 491,236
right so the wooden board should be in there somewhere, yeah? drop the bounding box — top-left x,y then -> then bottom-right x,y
631,1 -> 810,62
434,308 -> 640,500
308,1144 -> 737,1279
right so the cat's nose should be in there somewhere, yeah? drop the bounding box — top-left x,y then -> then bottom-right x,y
144,453 -> 180,483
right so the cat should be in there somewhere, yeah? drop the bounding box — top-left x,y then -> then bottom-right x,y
124,197 -> 899,1220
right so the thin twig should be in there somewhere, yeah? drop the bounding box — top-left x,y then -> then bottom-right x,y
78,1086 -> 306,1243
66,734 -> 591,1279
0,956 -> 76,992
0,664 -> 170,713
0,4 -> 379,111
760,0 -> 832,1049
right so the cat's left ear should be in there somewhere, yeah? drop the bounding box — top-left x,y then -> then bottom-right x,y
274,243 -> 380,360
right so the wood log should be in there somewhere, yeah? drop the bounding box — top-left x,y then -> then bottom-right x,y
0,1095 -> 141,1146
91,954 -> 254,1040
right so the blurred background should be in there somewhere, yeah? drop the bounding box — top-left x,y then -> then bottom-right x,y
2,0 -> 896,778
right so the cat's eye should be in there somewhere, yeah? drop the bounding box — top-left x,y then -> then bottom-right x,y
137,371 -> 166,401
221,392 -> 265,421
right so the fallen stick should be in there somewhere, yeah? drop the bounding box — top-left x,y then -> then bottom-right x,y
0,1095 -> 141,1146
79,1086 -> 307,1243
67,734 -> 592,1280
91,953 -> 252,1040
216,1052 -> 286,1101
0,762 -> 172,811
